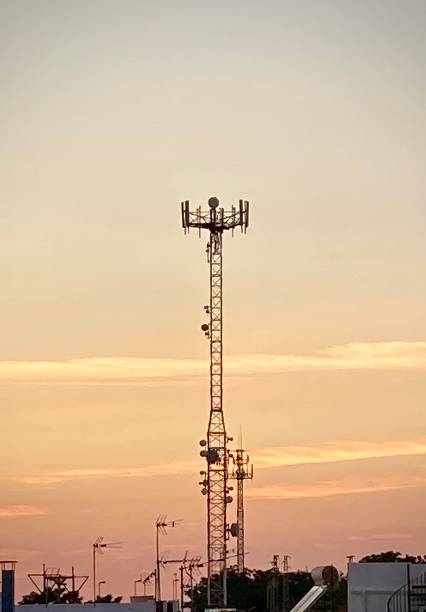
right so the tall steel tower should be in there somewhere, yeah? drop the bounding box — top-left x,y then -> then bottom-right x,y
229,445 -> 253,573
181,196 -> 249,607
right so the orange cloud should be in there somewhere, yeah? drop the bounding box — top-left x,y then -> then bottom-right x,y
13,460 -> 199,485
246,476 -> 426,500
7,437 -> 426,487
0,505 -> 47,517
0,342 -> 424,384
0,548 -> 43,559
254,438 -> 426,468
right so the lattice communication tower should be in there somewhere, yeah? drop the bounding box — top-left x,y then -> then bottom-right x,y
229,446 -> 253,572
181,196 -> 249,607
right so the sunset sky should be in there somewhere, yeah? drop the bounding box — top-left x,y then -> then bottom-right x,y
1,0 -> 426,601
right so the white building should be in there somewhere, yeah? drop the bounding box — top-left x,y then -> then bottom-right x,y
348,562 -> 426,612
0,597 -> 179,612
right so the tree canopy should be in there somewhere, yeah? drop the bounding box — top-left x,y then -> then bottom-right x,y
19,588 -> 82,605
359,551 -> 426,564
188,567 -> 347,612
19,588 -> 122,605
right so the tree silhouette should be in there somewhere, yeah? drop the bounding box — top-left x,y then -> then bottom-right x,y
360,551 -> 426,564
96,594 -> 123,603
189,568 -> 317,612
19,588 -> 82,605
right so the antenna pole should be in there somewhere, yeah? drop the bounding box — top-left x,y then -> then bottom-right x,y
181,196 -> 249,607
179,566 -> 184,610
230,445 -> 253,572
155,524 -> 160,601
92,545 -> 96,607
155,517 -> 179,602
92,538 -> 121,607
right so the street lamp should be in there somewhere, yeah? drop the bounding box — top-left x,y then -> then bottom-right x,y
97,581 -> 106,600
134,577 -> 142,596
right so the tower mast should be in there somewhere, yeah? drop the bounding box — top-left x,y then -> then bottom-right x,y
181,196 -> 249,607
230,444 -> 253,573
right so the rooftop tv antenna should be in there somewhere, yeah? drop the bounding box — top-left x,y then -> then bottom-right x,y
181,196 -> 249,607
142,571 -> 156,596
92,537 -> 121,606
155,515 -> 180,601
162,553 -> 202,609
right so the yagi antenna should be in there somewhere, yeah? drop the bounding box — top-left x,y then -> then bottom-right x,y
92,537 -> 122,605
155,515 -> 180,601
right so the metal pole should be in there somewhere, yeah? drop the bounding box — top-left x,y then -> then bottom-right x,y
93,546 -> 96,606
98,581 -> 105,599
407,564 -> 412,612
156,526 -> 161,601
43,564 -> 48,608
179,566 -> 184,611
173,573 -> 178,601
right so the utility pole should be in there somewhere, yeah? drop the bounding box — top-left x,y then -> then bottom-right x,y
182,196 -> 249,607
172,573 -> 179,601
179,566 -> 185,610
282,556 -> 291,612
268,555 -> 280,612
162,555 -> 202,610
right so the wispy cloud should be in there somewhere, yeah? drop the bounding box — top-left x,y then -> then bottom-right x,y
14,460 -> 199,485
0,505 -> 47,517
0,547 -> 43,558
345,533 -> 410,543
0,342 -> 425,384
246,476 -> 426,501
8,437 -> 426,487
254,438 -> 426,469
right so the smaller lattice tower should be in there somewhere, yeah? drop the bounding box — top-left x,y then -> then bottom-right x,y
229,441 -> 253,572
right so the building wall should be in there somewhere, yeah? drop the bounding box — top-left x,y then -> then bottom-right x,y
0,601 -> 157,612
348,562 -> 426,612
